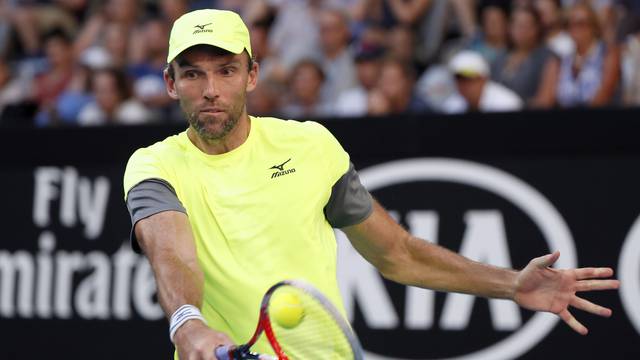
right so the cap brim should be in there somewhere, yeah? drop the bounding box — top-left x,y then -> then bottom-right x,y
167,38 -> 246,63
452,69 -> 485,78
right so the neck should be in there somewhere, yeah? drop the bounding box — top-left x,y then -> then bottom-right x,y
187,112 -> 251,155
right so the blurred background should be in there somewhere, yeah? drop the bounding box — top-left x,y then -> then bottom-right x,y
0,0 -> 639,125
1,1 -> 640,359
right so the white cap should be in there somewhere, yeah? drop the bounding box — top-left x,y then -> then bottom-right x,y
448,50 -> 489,78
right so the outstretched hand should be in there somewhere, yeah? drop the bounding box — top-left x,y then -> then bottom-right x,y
514,251 -> 620,335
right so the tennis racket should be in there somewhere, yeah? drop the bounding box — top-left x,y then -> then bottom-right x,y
215,279 -> 364,360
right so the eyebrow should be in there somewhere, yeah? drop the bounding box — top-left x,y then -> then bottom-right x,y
176,59 -> 195,69
176,58 -> 242,70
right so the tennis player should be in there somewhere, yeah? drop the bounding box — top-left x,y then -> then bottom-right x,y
123,9 -> 620,360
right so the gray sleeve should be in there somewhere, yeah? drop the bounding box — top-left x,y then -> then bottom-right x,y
324,162 -> 373,228
126,178 -> 187,253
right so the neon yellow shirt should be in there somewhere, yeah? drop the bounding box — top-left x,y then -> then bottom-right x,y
123,116 -> 350,356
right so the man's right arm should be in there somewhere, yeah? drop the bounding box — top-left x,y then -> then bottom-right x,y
135,210 -> 233,359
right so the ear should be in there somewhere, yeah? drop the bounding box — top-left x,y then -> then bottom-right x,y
163,68 -> 179,100
246,61 -> 259,93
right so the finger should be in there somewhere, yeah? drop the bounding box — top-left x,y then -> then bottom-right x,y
570,296 -> 613,317
215,345 -> 232,360
559,309 -> 588,335
575,279 -> 621,292
534,251 -> 560,268
575,267 -> 614,280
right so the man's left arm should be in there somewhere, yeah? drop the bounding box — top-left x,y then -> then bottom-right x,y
342,199 -> 620,335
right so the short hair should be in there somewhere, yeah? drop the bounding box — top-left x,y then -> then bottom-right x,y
290,59 -> 325,83
511,5 -> 545,43
93,67 -> 131,100
166,45 -> 254,80
568,1 -> 603,38
381,57 -> 416,81
41,27 -> 72,45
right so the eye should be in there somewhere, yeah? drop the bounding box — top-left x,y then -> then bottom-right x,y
183,70 -> 199,80
220,67 -> 236,76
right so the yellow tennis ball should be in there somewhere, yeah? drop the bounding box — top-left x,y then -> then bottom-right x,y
270,292 -> 305,329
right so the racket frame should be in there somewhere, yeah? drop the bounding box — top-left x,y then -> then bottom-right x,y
232,279 -> 364,360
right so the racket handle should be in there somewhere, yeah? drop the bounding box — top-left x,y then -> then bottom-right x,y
214,345 -> 276,360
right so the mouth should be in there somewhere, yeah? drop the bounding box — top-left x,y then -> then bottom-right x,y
199,107 -> 224,115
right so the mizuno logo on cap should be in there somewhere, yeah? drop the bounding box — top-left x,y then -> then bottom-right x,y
193,23 -> 213,34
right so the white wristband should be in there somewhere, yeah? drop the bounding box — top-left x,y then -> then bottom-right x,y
169,304 -> 207,343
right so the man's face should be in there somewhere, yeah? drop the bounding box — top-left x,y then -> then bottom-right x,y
165,47 -> 257,141
356,60 -> 381,90
319,11 -> 349,54
93,72 -> 121,113
455,75 -> 485,109
378,63 -> 410,102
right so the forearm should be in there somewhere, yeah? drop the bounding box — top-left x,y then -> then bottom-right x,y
388,235 -> 518,299
135,211 -> 205,318
152,250 -> 204,316
344,200 -> 518,300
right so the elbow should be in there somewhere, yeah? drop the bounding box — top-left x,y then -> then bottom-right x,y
376,234 -> 414,284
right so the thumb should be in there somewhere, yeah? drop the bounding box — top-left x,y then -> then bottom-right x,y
536,251 -> 560,268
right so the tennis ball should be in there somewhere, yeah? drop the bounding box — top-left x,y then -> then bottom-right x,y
270,292 -> 305,329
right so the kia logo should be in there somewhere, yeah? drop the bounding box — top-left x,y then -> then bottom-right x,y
337,158 -> 577,360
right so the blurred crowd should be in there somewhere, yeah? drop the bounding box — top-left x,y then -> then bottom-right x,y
0,0 -> 639,127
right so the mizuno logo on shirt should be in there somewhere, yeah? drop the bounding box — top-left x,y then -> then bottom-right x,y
270,158 -> 296,178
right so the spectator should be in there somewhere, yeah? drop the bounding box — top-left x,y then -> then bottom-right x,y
350,0 -> 434,62
250,14 -> 282,83
32,29 -> 74,117
416,63 -> 466,114
318,8 -> 358,103
543,2 -> 621,107
374,57 -> 429,115
35,64 -> 93,126
622,23 -> 640,105
562,0 -> 616,43
74,0 -> 142,60
105,22 -> 130,67
449,50 -> 523,112
465,3 -> 509,66
281,59 -> 332,119
128,18 -> 173,118
387,26 -> 419,70
78,67 -> 154,125
334,42 -> 385,117
266,0 -> 322,83
367,88 -> 392,116
491,6 -> 555,104
351,0 -> 432,30
0,60 -> 33,121
247,79 -> 283,117
8,0 -> 83,57
535,0 -> 576,57
159,0 -> 189,24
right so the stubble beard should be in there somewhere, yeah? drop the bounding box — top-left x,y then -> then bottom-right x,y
182,92 -> 246,141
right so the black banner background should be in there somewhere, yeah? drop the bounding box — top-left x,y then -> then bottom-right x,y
1,108 -> 639,359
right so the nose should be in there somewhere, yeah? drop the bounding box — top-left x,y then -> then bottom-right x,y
203,74 -> 219,100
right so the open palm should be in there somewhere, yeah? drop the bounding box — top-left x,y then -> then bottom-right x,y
514,251 -> 620,335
